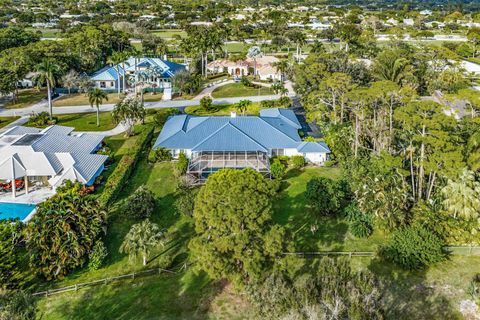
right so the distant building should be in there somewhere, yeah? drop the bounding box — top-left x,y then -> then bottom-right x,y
207,56 -> 282,81
90,57 -> 186,91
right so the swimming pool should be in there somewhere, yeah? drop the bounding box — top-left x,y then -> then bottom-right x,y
0,202 -> 37,222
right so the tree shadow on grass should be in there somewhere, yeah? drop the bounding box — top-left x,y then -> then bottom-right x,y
368,257 -> 463,320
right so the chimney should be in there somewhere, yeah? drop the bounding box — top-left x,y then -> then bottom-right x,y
230,111 -> 237,118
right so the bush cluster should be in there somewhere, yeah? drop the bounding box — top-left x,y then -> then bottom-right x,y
124,186 -> 157,219
380,224 -> 446,270
344,203 -> 374,238
260,96 -> 291,109
88,241 -> 108,271
98,126 -> 154,207
28,111 -> 57,127
174,152 -> 189,176
270,159 -> 286,179
306,177 -> 350,216
148,147 -> 173,163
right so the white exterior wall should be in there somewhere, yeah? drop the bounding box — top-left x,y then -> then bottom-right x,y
284,148 -> 328,164
95,80 -> 116,89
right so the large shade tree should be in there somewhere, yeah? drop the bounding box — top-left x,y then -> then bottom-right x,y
189,169 -> 285,285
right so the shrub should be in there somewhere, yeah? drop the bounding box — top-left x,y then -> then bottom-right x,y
305,177 -> 348,215
175,187 -> 198,217
276,96 -> 291,108
174,152 -> 189,176
350,215 -> 373,238
380,224 -> 446,270
241,76 -> 252,87
149,147 -> 173,163
88,241 -> 108,271
200,96 -> 214,111
260,100 -> 275,108
28,111 -> 57,127
98,125 -> 154,207
124,186 -> 156,219
290,156 -> 305,169
270,160 -> 286,179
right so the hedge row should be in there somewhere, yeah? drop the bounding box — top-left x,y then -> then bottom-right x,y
97,125 -> 155,207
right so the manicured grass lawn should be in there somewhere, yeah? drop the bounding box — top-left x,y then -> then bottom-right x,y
211,83 -> 274,98
54,93 -> 163,107
222,42 -> 247,53
1,89 -> 46,109
0,116 -> 20,128
25,112 -> 116,132
26,28 -> 62,38
151,29 -> 187,39
185,102 -> 262,116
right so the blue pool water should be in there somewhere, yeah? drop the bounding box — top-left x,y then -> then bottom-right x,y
0,202 -> 36,221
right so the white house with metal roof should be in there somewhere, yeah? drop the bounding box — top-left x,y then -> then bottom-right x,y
153,108 -> 330,181
0,125 -> 107,198
90,57 -> 187,91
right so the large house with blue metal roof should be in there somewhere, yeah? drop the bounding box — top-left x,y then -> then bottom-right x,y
90,57 -> 187,91
153,108 -> 330,181
0,125 -> 107,198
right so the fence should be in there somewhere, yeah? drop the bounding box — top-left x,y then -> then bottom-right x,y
444,246 -> 480,256
32,267 -> 177,298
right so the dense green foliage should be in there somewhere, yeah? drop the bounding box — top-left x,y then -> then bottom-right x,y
246,258 -> 384,319
305,177 -> 349,215
270,159 -> 286,179
120,219 -> 164,266
0,291 -> 36,320
289,155 -> 305,169
0,221 -> 23,289
174,152 -> 189,176
381,224 -> 446,270
25,184 -> 106,279
124,186 -> 156,219
88,241 -> 108,271
189,169 -> 285,285
98,125 -> 154,207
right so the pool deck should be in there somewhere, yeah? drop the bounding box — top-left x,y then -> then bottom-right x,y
0,187 -> 55,205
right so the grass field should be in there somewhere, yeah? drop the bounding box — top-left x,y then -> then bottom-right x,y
26,112 -> 115,132
185,102 -> 263,116
1,89 -> 46,109
211,83 -> 274,98
151,29 -> 187,39
34,158 -> 480,319
0,116 -> 20,128
26,28 -> 62,38
54,92 -> 163,107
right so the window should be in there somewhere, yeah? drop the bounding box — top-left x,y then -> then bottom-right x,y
271,149 -> 285,156
110,81 -> 114,87
100,81 -> 106,88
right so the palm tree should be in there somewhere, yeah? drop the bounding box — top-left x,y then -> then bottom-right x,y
273,60 -> 289,82
88,88 -> 108,127
107,51 -> 126,98
247,46 -> 262,79
441,168 -> 480,219
35,59 -> 61,120
61,70 -> 80,95
112,97 -> 145,136
119,219 -> 164,266
236,99 -> 251,116
371,49 -> 412,85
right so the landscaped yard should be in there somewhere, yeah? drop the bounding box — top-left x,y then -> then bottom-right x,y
26,112 -> 116,131
54,92 -> 163,107
0,116 -> 20,128
35,161 -> 480,319
185,102 -> 263,116
211,83 -> 274,98
151,29 -> 187,39
1,89 -> 46,109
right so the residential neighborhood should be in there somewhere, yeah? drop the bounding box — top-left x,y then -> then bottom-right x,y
0,0 -> 479,319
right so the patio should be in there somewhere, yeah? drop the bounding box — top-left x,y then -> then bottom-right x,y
188,151 -> 270,181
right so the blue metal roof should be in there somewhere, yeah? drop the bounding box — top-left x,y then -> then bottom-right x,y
154,108 -> 330,154
297,141 -> 331,153
91,57 -> 187,81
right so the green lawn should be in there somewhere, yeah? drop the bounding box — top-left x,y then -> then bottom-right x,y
34,161 -> 480,319
185,102 -> 263,116
272,166 -> 388,252
26,28 -> 62,38
1,89 -> 46,109
223,42 -> 247,53
211,83 -> 274,98
54,93 -> 163,107
26,112 -> 116,132
0,116 -> 20,128
151,29 -> 187,39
